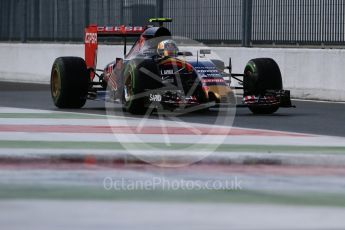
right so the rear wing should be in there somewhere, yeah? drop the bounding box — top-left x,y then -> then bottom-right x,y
84,24 -> 146,79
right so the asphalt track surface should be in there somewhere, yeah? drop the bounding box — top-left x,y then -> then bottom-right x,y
2,81 -> 345,230
1,81 -> 344,137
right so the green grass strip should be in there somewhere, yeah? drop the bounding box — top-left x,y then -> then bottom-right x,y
0,185 -> 345,207
0,140 -> 345,154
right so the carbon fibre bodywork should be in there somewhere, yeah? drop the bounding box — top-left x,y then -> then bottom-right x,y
98,26 -> 234,111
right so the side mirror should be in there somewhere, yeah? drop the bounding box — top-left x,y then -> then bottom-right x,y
200,49 -> 211,56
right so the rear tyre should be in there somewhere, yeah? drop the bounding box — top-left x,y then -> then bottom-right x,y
50,57 -> 89,108
243,58 -> 282,114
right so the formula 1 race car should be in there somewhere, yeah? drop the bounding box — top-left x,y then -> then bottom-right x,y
50,18 -> 293,115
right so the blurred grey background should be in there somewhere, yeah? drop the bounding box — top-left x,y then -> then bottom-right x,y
0,0 -> 344,47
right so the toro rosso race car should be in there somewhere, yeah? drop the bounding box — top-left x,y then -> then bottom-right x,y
50,18 -> 293,114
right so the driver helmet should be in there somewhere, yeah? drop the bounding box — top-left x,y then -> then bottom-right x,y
157,40 -> 179,57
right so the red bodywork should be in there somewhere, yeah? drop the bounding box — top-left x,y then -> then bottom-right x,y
84,25 -> 146,80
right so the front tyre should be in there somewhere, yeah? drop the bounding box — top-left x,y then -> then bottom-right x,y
50,57 -> 89,108
122,64 -> 146,115
243,58 -> 282,115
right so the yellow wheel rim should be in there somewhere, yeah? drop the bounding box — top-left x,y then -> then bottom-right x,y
124,73 -> 133,102
51,69 -> 60,98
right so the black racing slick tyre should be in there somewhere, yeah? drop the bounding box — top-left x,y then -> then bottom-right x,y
243,58 -> 282,115
50,57 -> 89,108
122,63 -> 146,115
